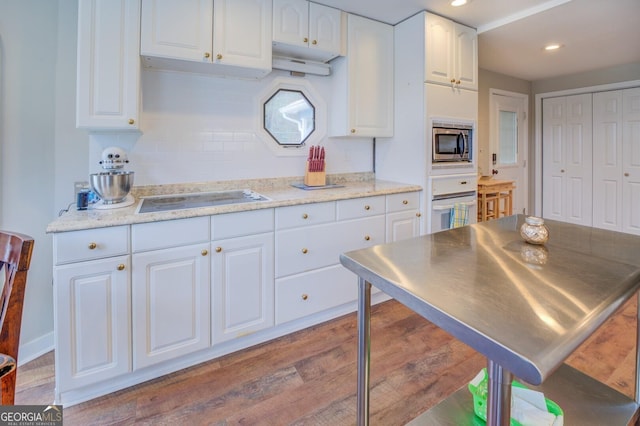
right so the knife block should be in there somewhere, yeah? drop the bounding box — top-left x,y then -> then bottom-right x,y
304,162 -> 326,187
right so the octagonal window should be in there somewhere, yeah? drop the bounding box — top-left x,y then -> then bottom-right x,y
263,89 -> 315,146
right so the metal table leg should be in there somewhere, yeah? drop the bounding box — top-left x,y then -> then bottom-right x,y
357,278 -> 372,426
487,359 -> 513,426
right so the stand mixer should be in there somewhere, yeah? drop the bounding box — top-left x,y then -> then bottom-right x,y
90,147 -> 136,210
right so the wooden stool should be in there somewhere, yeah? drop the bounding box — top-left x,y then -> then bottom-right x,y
477,179 -> 515,222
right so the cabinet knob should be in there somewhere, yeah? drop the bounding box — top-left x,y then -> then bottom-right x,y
303,37 -> 308,43
403,200 -> 408,205
128,118 -> 135,125
204,52 -> 211,58
624,172 -> 630,177
416,212 -> 422,217
301,294 -> 309,301
301,248 -> 308,254
88,242 -> 97,250
117,264 -> 125,271
450,78 -> 456,83
216,53 -> 223,60
561,169 -> 565,173
364,235 -> 370,241
215,247 -> 222,253
302,213 -> 309,219
312,39 -> 317,45
201,249 -> 208,256
456,80 -> 461,85
350,129 -> 356,134
364,205 -> 370,210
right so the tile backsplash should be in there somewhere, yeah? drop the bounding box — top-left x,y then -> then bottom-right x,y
90,68 -> 374,186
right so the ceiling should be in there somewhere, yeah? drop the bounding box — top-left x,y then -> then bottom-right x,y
312,0 -> 640,81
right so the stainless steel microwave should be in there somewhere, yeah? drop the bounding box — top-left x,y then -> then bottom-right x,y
432,122 -> 472,162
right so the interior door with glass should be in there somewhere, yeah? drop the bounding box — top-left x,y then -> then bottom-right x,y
490,90 -> 528,215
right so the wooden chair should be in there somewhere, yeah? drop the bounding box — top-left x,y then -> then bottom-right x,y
0,231 -> 34,405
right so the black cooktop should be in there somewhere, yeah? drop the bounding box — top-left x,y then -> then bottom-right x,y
137,189 -> 269,213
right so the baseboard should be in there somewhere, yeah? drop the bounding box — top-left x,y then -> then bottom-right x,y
18,331 -> 54,365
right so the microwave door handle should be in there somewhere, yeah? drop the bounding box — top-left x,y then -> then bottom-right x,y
457,133 -> 464,157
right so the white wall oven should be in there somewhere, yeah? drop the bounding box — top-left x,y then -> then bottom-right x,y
429,173 -> 477,233
432,121 -> 473,163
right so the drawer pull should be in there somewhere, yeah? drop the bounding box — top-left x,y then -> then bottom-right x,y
416,212 -> 422,217
301,248 -> 308,254
301,294 -> 309,301
117,264 -> 125,271
364,235 -> 371,241
403,200 -> 408,205
88,242 -> 97,250
302,213 -> 309,219
364,205 -> 370,210
215,247 -> 222,253
201,249 -> 208,256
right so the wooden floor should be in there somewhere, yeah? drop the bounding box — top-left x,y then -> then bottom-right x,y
15,297 -> 638,425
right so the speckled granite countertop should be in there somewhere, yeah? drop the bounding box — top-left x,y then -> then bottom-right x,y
47,173 -> 422,233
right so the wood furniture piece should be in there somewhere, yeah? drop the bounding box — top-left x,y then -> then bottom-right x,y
477,179 -> 515,222
0,231 -> 34,404
340,215 -> 640,425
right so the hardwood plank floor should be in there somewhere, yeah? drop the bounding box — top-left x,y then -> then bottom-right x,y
15,297 -> 637,425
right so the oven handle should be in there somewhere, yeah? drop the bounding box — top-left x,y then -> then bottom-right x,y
432,200 -> 477,211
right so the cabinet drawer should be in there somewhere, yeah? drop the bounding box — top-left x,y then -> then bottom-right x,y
386,191 -> 420,213
275,202 -> 335,230
275,265 -> 358,324
132,216 -> 209,252
275,216 -> 385,278
54,226 -> 129,265
212,209 -> 274,240
336,196 -> 385,220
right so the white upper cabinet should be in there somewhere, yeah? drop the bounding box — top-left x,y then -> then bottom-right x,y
329,14 -> 394,137
272,0 -> 345,62
140,0 -> 272,78
140,0 -> 212,62
76,0 -> 140,130
425,13 -> 477,91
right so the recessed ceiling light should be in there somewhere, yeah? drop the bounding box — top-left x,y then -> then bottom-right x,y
451,0 -> 468,6
544,43 -> 562,51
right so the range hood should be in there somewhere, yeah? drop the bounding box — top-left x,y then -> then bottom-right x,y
272,56 -> 331,76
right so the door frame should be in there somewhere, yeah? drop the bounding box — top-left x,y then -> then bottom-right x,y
489,88 -> 529,215
533,79 -> 640,216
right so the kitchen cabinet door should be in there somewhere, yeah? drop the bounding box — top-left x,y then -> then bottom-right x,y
329,14 -> 394,138
140,0 -> 271,78
213,0 -> 272,73
132,244 -> 210,369
76,0 -> 140,129
425,13 -> 477,91
273,0 -> 344,62
542,94 -> 593,226
54,256 -> 131,393
211,233 -> 274,344
386,211 -> 420,243
140,0 -> 212,62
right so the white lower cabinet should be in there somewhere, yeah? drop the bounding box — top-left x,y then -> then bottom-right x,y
211,233 -> 274,344
276,265 -> 357,324
54,255 -> 131,393
386,192 -> 421,242
131,217 -> 211,369
132,243 -> 211,369
52,191 -> 419,405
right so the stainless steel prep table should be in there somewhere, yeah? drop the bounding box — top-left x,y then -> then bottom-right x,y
340,215 -> 640,425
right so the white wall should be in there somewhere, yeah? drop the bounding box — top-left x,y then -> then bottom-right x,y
88,68 -> 374,185
2,0 -> 375,362
0,0 -> 72,361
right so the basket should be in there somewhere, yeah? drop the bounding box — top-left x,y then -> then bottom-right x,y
468,368 -> 563,425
